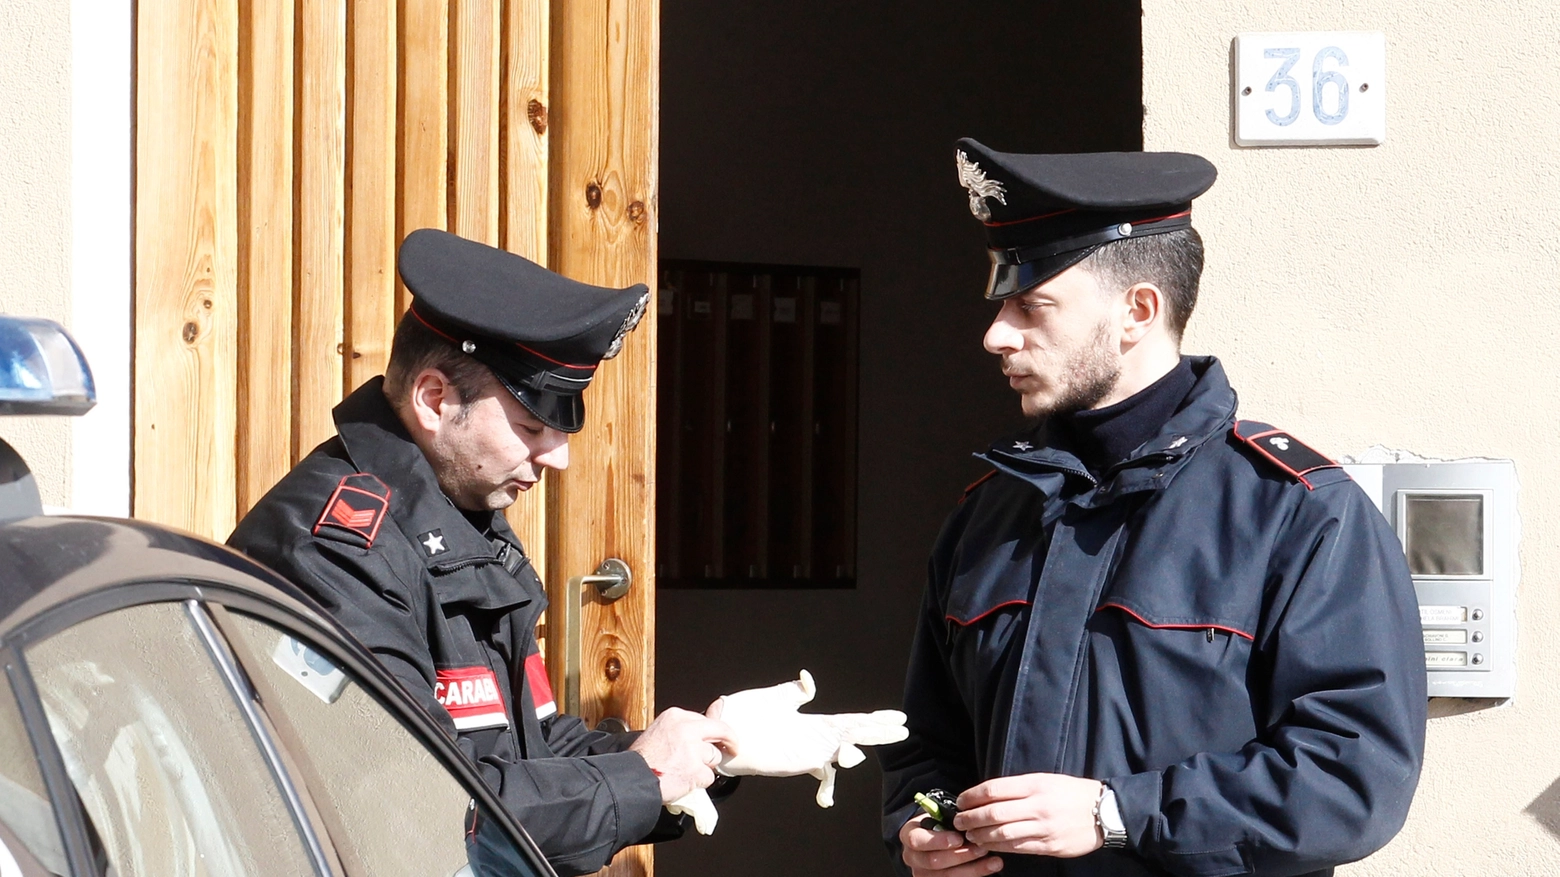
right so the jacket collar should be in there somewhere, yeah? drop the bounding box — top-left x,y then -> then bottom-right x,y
978,356 -> 1238,502
332,379 -> 519,580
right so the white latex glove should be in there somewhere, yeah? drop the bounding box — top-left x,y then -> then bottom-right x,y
664,671 -> 908,835
665,790 -> 720,836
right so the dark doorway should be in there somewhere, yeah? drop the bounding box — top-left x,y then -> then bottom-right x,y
656,3 -> 1143,874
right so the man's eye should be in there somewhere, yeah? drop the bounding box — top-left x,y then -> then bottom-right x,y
1019,302 -> 1046,313
515,422 -> 544,436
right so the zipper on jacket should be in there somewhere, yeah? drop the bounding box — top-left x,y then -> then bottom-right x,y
431,557 -> 495,575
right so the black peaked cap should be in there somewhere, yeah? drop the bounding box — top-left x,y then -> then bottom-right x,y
955,139 -> 1217,299
397,228 -> 650,433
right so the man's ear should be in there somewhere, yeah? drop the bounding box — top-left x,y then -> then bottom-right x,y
406,368 -> 456,434
1120,282 -> 1166,345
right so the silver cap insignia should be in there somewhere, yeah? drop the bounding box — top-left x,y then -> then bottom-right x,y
603,290 -> 651,360
956,150 -> 1007,222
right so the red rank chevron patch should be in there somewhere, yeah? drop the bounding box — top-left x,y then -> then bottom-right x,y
313,473 -> 391,547
329,499 -> 378,530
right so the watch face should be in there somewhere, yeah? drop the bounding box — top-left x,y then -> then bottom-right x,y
1099,789 -> 1126,833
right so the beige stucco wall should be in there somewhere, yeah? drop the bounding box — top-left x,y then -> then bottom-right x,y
1144,1 -> 1560,872
0,1 -> 73,507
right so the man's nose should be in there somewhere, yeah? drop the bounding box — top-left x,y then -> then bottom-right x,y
984,304 -> 1024,354
536,433 -> 570,471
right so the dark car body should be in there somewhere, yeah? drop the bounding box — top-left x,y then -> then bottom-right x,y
0,513 -> 557,877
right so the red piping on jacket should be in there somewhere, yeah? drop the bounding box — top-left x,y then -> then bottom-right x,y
1096,602 -> 1254,642
961,470 -> 997,502
946,600 -> 1030,627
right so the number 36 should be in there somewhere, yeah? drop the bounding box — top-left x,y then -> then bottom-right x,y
1263,46 -> 1351,127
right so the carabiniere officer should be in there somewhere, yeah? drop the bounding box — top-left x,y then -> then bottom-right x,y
880,140 -> 1427,877
231,229 -> 737,875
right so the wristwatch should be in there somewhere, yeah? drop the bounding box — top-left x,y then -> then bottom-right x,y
1094,784 -> 1128,849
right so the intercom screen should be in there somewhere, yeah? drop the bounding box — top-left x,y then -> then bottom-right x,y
1404,494 -> 1484,577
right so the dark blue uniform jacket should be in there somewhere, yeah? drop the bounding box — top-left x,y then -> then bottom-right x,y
882,357 -> 1426,877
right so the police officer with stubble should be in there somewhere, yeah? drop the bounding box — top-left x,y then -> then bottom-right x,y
230,230 -> 736,875
881,142 -> 1426,877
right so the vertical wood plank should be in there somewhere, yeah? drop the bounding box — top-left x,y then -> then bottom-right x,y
237,0 -> 295,518
135,0 -> 239,538
500,0 -> 551,572
502,0 -> 548,263
294,0 -> 348,457
345,0 -> 398,388
449,0 -> 500,242
397,0 -> 449,314
548,0 -> 659,872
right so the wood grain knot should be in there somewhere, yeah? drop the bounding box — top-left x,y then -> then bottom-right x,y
627,201 -> 646,224
181,322 -> 198,343
604,656 -> 623,681
527,99 -> 548,134
585,182 -> 603,209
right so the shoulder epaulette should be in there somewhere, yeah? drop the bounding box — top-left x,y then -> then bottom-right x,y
313,473 -> 392,547
1231,420 -> 1341,490
961,470 -> 997,503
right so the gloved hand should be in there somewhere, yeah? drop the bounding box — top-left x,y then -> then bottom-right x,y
664,670 -> 908,835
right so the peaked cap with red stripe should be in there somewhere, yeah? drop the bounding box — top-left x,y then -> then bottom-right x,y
398,229 -> 650,433
954,139 -> 1217,300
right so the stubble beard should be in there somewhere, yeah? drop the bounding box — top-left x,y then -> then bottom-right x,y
1025,319 -> 1122,422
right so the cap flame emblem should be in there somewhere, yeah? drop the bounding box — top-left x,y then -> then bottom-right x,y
956,150 -> 1007,222
603,290 -> 650,360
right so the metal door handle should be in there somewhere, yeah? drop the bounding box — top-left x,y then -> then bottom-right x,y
562,558 -> 633,716
577,557 -> 632,600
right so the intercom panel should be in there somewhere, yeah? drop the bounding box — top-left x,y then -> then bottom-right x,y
1342,460 -> 1518,698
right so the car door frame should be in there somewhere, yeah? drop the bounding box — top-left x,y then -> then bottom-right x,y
0,544 -> 557,877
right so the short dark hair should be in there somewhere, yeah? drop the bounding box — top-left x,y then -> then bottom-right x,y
1077,227 -> 1205,338
382,313 -> 495,417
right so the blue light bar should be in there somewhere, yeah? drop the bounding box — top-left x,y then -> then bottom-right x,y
0,317 -> 97,416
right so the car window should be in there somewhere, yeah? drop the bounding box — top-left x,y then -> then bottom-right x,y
216,608 -> 546,877
24,602 -> 318,877
0,667 -> 66,876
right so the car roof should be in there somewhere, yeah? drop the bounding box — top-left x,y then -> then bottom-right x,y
0,515 -> 323,639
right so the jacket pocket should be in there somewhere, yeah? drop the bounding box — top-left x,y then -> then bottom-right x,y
943,570 -> 1034,705
1094,599 -> 1255,643
944,567 -> 1034,629
1091,582 -> 1262,757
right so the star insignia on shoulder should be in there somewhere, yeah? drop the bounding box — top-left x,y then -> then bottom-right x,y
1013,440 -> 1033,451
420,529 -> 447,557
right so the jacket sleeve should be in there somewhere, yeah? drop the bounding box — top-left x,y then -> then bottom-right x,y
1110,484 -> 1428,877
879,517 -> 982,874
233,530 -> 664,876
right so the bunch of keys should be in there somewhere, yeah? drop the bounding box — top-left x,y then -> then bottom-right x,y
913,789 -> 960,831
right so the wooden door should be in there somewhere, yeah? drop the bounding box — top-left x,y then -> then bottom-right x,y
134,1 -> 658,873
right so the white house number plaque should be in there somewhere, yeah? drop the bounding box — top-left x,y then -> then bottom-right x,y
1234,32 -> 1386,147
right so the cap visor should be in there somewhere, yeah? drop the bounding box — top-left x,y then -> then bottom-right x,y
495,373 -> 585,433
986,247 -> 1098,300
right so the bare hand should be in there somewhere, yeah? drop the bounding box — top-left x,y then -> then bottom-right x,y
954,774 -> 1103,858
628,707 -> 737,803
899,815 -> 1002,876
